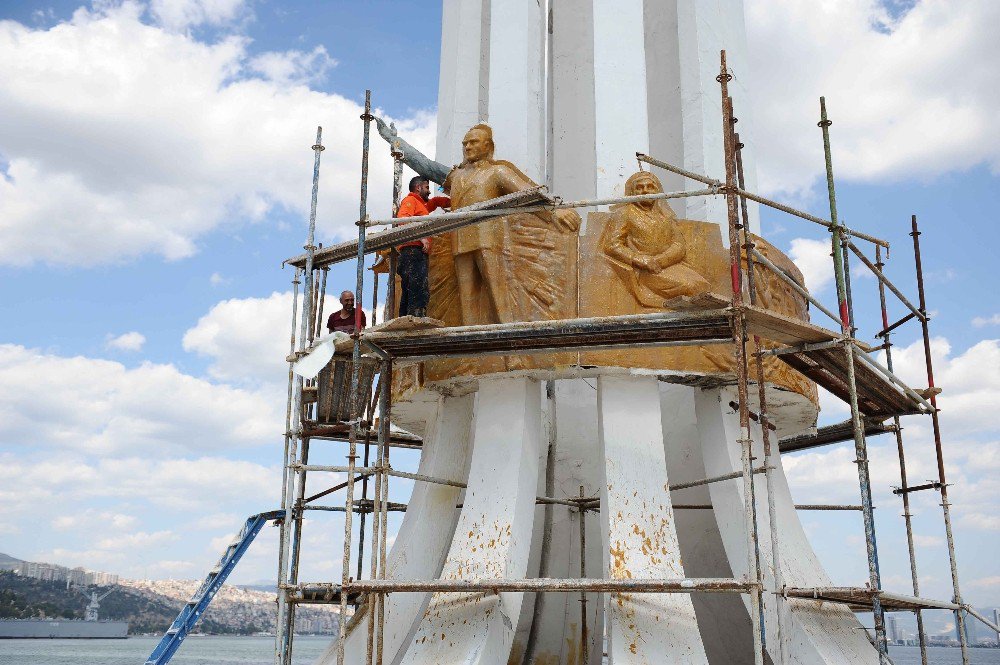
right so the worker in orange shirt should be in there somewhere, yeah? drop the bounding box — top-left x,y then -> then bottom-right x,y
395,176 -> 450,317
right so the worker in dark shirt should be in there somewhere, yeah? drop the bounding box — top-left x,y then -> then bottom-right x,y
327,290 -> 366,334
395,176 -> 450,317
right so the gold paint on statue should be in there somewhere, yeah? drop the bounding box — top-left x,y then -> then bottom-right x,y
444,124 -> 580,325
389,152 -> 817,409
600,171 -> 710,305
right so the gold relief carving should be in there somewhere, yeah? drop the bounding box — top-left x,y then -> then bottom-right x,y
600,171 -> 710,306
388,146 -> 817,406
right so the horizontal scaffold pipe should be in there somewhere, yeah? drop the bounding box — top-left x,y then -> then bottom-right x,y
284,188 -> 717,269
671,504 -> 865,511
287,577 -> 755,597
291,464 -> 585,508
636,152 -> 889,248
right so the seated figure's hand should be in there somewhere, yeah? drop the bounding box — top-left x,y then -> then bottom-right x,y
632,256 -> 660,272
553,208 -> 581,233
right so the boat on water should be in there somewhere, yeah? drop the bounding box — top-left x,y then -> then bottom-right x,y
0,618 -> 129,639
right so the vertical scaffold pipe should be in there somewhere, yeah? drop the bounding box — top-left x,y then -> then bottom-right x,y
911,216 -> 969,665
374,358 -> 392,665
735,130 -> 788,664
387,141 -> 404,320
276,266 -> 302,665
719,50 -> 765,665
877,245 -> 929,665
338,91 -> 374,665
818,99 -> 888,662
280,127 -> 325,665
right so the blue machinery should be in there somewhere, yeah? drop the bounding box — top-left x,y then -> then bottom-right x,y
144,510 -> 284,665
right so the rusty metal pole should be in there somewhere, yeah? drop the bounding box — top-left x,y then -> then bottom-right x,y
522,381 -> 558,665
386,142 -> 404,321
374,358 -> 392,665
910,215 -> 969,664
819,99 -> 888,662
719,51 -> 765,665
736,131 -> 789,664
364,382 -> 383,665
275,266 -> 302,665
337,92 -> 373,665
876,245 -> 928,665
578,485 -> 590,665
279,127 -> 325,665
841,235 -> 856,334
316,264 -> 329,339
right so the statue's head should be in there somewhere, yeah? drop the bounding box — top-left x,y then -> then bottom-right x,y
625,170 -> 663,210
462,124 -> 495,163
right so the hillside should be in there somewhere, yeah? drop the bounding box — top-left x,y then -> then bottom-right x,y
0,572 -> 339,635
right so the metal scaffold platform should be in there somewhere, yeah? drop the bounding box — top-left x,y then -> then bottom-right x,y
261,51 -> 996,665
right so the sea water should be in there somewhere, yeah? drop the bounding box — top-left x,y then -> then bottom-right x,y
0,636 -> 997,664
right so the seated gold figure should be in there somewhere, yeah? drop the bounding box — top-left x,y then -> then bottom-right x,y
600,171 -> 710,307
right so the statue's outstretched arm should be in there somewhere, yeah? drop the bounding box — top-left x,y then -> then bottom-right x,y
374,116 -> 451,185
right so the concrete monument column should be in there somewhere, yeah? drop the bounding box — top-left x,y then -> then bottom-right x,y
436,0 -> 761,231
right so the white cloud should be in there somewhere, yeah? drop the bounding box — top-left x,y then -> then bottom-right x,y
209,272 -> 230,286
0,344 -> 280,454
248,46 -> 337,86
748,0 -> 1000,197
149,0 -> 247,32
105,331 -> 146,352
972,313 -> 1000,328
182,290 -> 359,385
878,337 -> 1000,436
911,534 -> 943,548
0,452 -> 279,522
52,510 -> 138,532
0,4 -> 435,267
787,237 -> 833,293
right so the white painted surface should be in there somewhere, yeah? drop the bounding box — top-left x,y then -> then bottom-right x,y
398,377 -> 542,664
659,383 -> 754,663
436,0 -> 761,233
675,0 -> 759,234
592,0 -> 649,203
512,379 -> 605,664
436,0 -> 488,169
316,394 -> 474,665
597,375 -> 708,663
694,387 -> 879,663
486,0 -> 545,181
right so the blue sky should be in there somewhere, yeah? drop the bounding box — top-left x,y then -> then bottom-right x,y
0,0 -> 997,641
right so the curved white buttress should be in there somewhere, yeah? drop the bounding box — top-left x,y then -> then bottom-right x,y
314,392 -> 474,665
597,375 -> 709,664
397,376 -> 542,664
694,386 -> 879,664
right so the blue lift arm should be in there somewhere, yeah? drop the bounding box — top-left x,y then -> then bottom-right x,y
144,509 -> 285,665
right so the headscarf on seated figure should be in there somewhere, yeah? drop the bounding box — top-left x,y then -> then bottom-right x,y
600,171 -> 711,308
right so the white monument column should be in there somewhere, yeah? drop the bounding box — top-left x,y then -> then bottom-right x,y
437,0 -> 761,232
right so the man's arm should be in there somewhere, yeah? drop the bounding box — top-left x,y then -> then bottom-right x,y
427,196 -> 451,212
375,117 -> 451,184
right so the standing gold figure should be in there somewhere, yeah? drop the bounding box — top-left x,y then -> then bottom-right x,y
444,124 -> 580,324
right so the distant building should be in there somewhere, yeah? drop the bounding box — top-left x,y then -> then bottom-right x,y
11,558 -> 118,587
887,616 -> 900,644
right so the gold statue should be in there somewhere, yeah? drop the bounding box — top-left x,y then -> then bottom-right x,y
443,124 -> 580,324
600,171 -> 709,307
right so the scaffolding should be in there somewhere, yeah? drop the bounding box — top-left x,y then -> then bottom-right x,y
271,52 -> 997,665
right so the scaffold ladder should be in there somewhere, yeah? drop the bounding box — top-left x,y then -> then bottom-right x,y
144,510 -> 283,665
